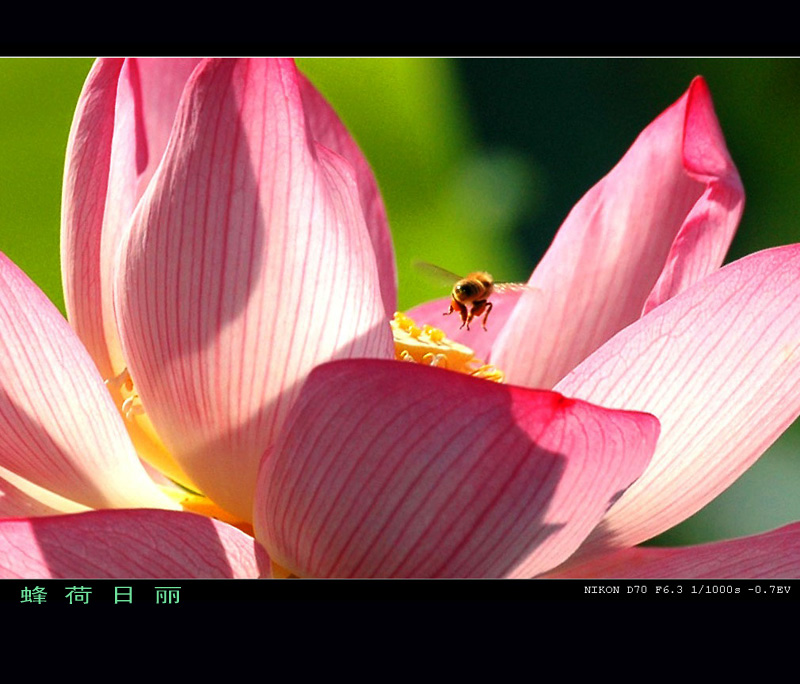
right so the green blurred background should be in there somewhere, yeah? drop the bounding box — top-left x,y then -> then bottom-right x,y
1,57 -> 799,548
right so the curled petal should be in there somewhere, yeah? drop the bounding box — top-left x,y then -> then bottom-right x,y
549,523 -> 800,579
493,76 -> 744,389
0,253 -> 177,511
115,59 -> 392,522
555,245 -> 800,558
642,77 -> 744,315
62,58 -> 200,379
61,58 -> 123,378
0,510 -> 271,579
254,359 -> 659,578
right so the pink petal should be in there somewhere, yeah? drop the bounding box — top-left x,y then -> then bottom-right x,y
555,244 -> 800,559
0,252 -> 176,511
115,59 -> 393,522
61,58 -> 123,379
549,523 -> 800,579
406,290 -> 525,362
62,58 -> 201,379
492,77 -> 744,389
254,359 -> 659,578
642,77 -> 744,315
298,72 -> 397,316
0,466 -> 89,517
0,509 -> 270,579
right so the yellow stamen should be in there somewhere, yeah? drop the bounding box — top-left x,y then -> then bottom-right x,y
121,395 -> 144,419
105,367 -> 201,492
105,367 -> 134,394
391,311 -> 505,382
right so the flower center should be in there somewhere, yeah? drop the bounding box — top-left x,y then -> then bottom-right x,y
391,311 -> 504,382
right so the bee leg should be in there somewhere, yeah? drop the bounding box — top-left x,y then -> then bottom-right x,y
461,303 -> 472,329
468,301 -> 490,331
480,301 -> 493,331
446,300 -> 469,328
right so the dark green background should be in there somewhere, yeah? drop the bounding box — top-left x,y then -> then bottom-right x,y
2,58 -> 798,548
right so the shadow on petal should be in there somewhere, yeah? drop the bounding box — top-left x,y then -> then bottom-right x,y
0,509 -> 271,579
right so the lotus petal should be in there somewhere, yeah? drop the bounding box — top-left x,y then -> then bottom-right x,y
255,359 -> 659,578
556,245 -> 800,558
0,509 -> 270,579
0,253 -> 176,511
115,59 -> 392,522
550,522 -> 800,579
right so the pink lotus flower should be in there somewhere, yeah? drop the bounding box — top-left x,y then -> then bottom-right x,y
2,58 -> 800,579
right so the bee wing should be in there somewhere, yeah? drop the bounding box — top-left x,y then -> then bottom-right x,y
412,261 -> 465,287
493,281 -> 537,294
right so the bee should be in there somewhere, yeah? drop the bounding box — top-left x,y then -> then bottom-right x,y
415,262 -> 531,331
